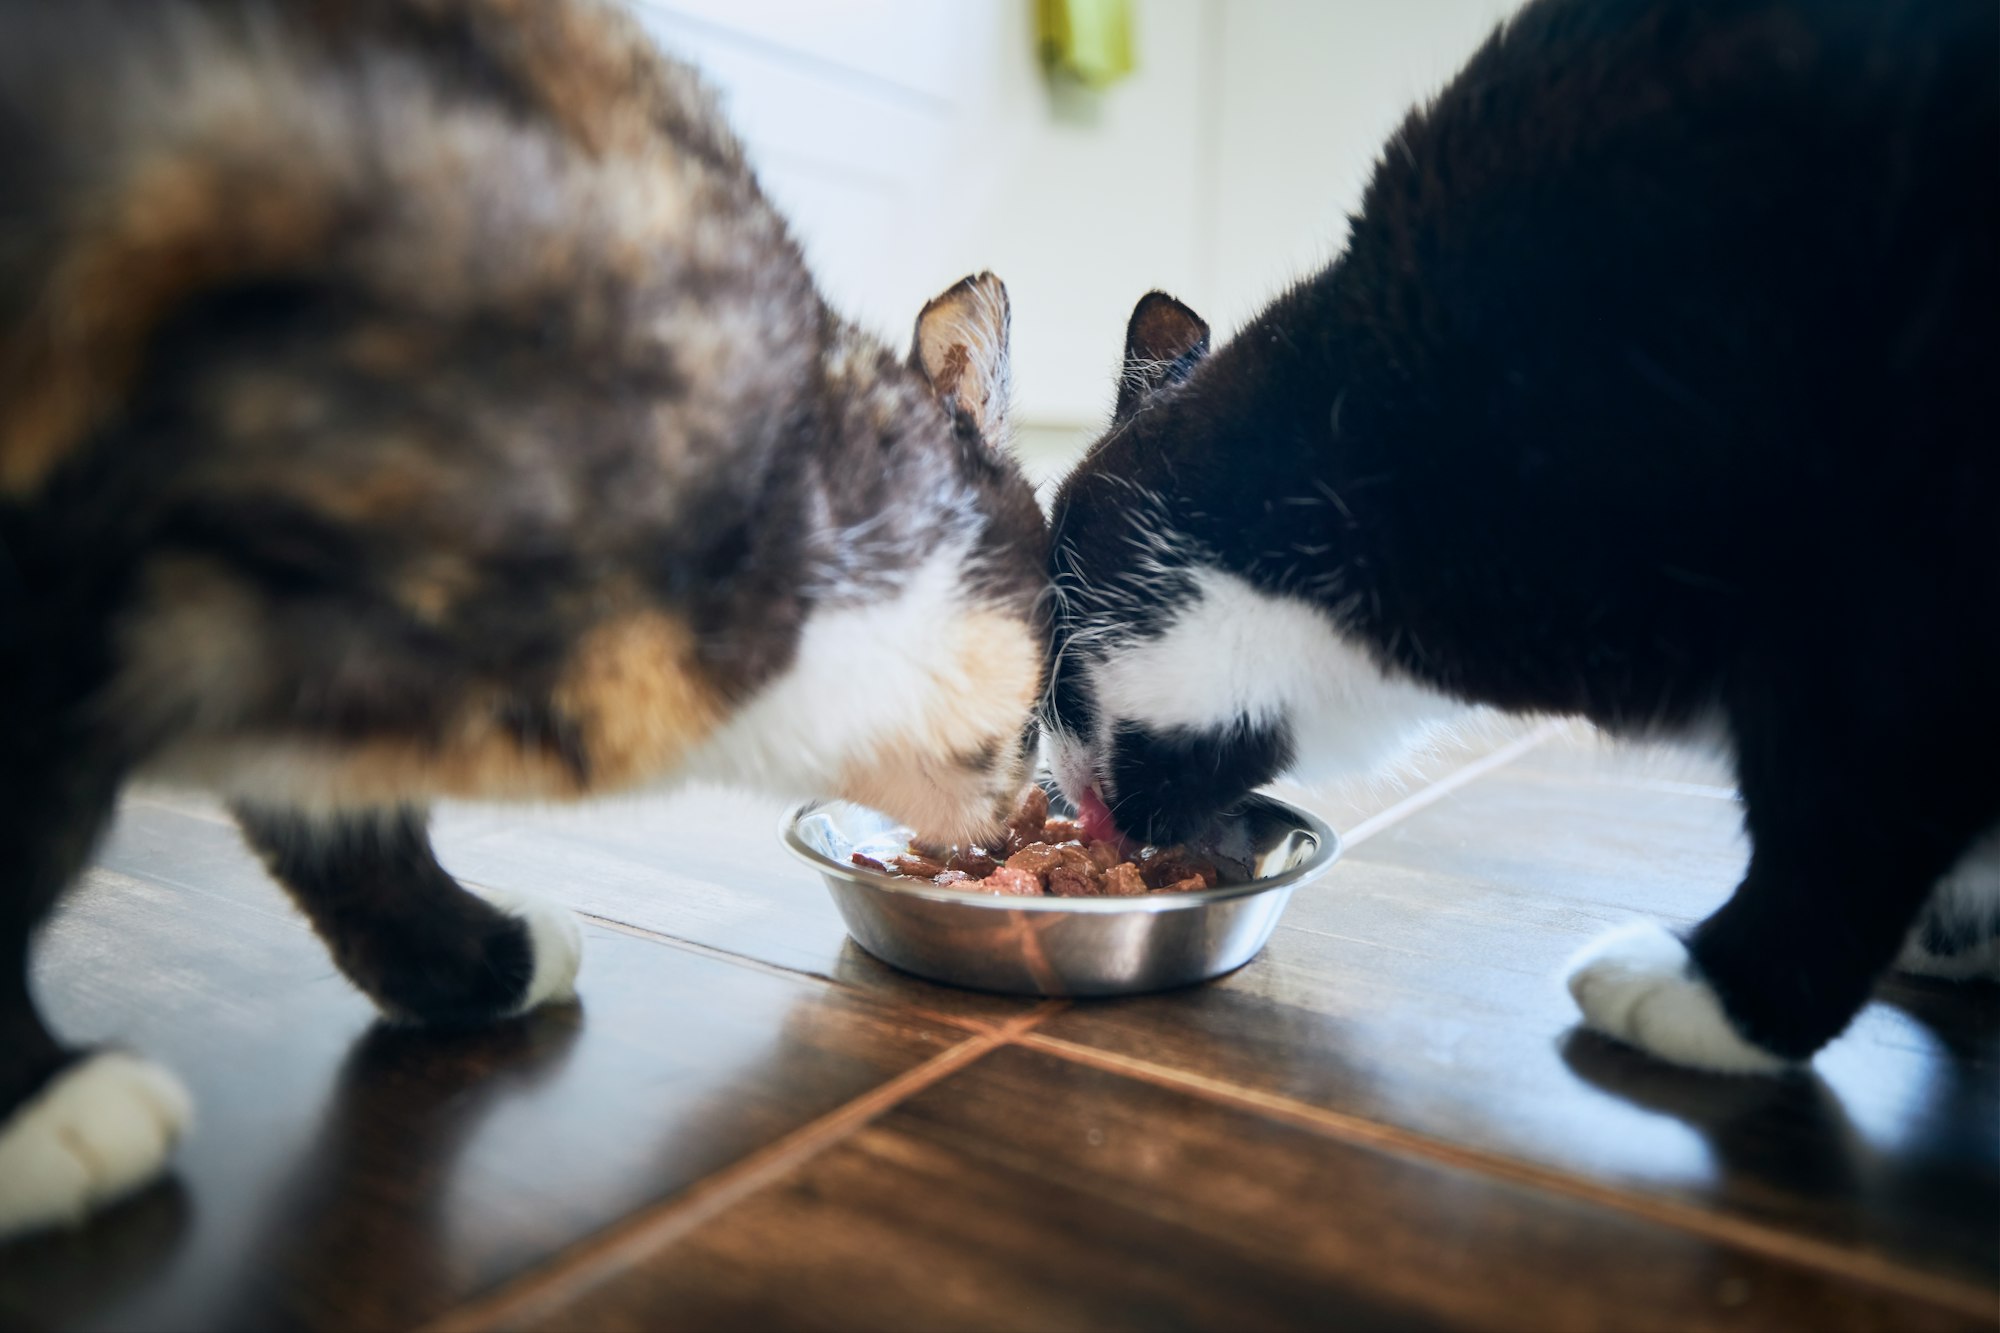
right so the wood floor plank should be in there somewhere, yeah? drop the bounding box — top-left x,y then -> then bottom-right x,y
1035,753 -> 2000,1294
504,1044 -> 1982,1333
2,808 -> 974,1333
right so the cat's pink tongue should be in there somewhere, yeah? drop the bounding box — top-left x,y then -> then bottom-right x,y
1075,787 -> 1123,846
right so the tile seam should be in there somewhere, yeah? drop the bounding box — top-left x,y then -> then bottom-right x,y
1014,1032 -> 1995,1320
422,1028 -> 1012,1333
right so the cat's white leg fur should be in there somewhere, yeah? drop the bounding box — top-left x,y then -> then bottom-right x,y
1565,922 -> 1791,1074
470,885 -> 583,1016
1898,829 -> 2000,981
0,1052 -> 192,1240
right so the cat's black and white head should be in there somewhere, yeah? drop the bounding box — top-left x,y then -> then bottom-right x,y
1044,292 -> 1457,844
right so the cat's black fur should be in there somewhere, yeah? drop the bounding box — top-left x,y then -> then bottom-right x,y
1048,0 -> 1997,1067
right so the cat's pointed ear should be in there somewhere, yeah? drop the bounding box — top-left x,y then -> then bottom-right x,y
911,272 -> 1012,444
1114,291 -> 1210,422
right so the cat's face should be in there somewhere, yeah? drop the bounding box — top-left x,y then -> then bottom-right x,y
1044,293 -> 1446,844
689,274 -> 1050,844
1043,294 -> 1287,844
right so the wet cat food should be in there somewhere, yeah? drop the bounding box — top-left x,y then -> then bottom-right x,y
849,787 -> 1246,897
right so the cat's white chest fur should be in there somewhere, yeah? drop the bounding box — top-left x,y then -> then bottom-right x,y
1089,566 -> 1465,779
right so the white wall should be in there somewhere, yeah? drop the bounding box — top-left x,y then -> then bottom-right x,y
1208,0 -> 1518,332
627,0 -> 1518,474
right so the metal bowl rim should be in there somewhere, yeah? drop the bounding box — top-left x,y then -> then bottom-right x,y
779,788 -> 1341,915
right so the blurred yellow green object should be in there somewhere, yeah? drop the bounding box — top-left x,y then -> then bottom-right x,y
1037,0 -> 1135,90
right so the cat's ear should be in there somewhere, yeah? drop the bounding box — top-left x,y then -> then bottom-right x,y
1114,291 -> 1210,422
911,272 -> 1012,444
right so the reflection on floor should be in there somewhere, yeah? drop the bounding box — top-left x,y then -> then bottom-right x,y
5,723 -> 1995,1331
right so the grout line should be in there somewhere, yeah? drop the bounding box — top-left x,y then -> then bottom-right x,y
573,912 -> 834,984
1276,922 -> 1447,961
565,911 -> 1019,1037
1015,1033 -> 1997,1321
123,791 -> 238,828
82,861 -> 310,929
424,1028 -> 1011,1333
1000,998 -> 1072,1039
1338,722 -> 1562,848
1500,767 -> 1742,801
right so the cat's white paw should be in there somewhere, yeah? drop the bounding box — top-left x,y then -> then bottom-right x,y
1565,922 -> 1791,1074
0,1052 -> 192,1240
473,885 -> 583,1015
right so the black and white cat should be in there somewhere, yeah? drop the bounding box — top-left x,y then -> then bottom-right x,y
0,1 -> 1044,1237
1046,0 -> 1998,1074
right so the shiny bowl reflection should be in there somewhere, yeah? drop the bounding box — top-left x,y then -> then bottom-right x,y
780,779 -> 1340,996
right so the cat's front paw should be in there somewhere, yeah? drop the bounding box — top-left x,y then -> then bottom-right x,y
0,1052 -> 191,1240
473,885 -> 583,1017
1565,922 -> 1791,1074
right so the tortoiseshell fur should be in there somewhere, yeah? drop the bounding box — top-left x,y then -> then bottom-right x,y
0,0 -> 1046,1237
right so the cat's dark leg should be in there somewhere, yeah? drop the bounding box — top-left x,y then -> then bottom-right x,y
232,804 -> 581,1026
1568,690 -> 1999,1072
0,738 -> 191,1240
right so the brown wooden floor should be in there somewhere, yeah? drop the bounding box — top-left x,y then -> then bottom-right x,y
3,723 -> 1995,1332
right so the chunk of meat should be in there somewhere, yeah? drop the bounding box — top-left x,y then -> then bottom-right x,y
1047,864 -> 1101,898
1004,842 -> 1098,880
1003,785 -> 1051,854
931,870 -> 972,887
1159,875 -> 1211,895
945,849 -> 999,879
1002,842 -> 1060,877
1099,863 -> 1148,897
1040,817 -> 1084,844
851,853 -> 891,874
890,853 -> 948,879
1085,840 -> 1124,871
974,866 -> 1045,896
1137,847 -> 1219,891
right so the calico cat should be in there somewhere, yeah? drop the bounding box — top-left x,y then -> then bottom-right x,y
1046,0 -> 1997,1074
0,0 -> 1046,1237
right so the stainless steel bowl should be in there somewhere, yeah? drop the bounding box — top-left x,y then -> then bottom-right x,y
781,780 -> 1341,996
